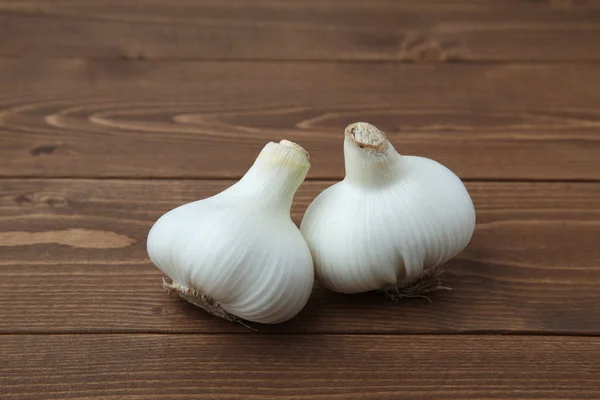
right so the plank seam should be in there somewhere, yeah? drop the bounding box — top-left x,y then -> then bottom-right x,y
1,177 -> 600,183
1,331 -> 599,337
3,56 -> 600,65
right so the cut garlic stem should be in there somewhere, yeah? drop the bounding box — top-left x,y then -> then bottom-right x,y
344,122 -> 401,188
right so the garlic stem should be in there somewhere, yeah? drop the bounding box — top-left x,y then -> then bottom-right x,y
230,140 -> 310,211
344,122 -> 402,188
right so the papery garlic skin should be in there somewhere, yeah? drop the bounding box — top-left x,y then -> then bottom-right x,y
300,123 -> 475,295
147,141 -> 314,324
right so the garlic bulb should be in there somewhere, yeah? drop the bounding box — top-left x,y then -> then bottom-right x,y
300,122 -> 475,298
147,140 -> 314,324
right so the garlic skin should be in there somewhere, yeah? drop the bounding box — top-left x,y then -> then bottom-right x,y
147,140 -> 314,324
300,123 -> 475,295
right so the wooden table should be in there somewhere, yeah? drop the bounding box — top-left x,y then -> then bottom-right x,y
2,1 -> 600,399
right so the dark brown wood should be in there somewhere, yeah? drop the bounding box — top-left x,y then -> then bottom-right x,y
2,334 -> 600,399
2,1 -> 599,397
1,0 -> 599,61
2,179 -> 598,334
1,60 -> 600,180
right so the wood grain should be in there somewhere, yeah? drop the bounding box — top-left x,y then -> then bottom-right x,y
2,334 -> 600,399
1,60 -> 600,180
2,179 -> 598,334
1,0 -> 599,61
2,1 -> 598,396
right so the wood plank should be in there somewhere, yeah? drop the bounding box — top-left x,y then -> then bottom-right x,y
0,0 -> 599,61
1,60 -> 600,180
1,179 -> 599,334
2,334 -> 600,399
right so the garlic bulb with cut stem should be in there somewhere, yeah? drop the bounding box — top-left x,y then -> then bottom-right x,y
300,122 -> 475,299
147,140 -> 314,324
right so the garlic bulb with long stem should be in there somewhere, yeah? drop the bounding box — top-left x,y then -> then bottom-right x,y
147,140 -> 314,324
300,122 -> 475,298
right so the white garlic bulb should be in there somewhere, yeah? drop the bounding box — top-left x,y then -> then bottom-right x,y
147,140 -> 314,324
300,122 -> 475,298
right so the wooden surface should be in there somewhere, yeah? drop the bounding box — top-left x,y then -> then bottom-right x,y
1,180 -> 599,334
1,1 -> 600,398
4,335 -> 600,400
1,0 -> 600,61
2,60 -> 600,180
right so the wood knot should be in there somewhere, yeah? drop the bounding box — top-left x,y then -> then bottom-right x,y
39,195 -> 69,207
120,51 -> 147,61
400,33 -> 469,63
15,194 -> 34,205
15,193 -> 69,207
30,144 -> 59,156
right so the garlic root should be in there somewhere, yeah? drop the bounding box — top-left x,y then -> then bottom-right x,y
163,279 -> 257,330
379,267 -> 451,302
